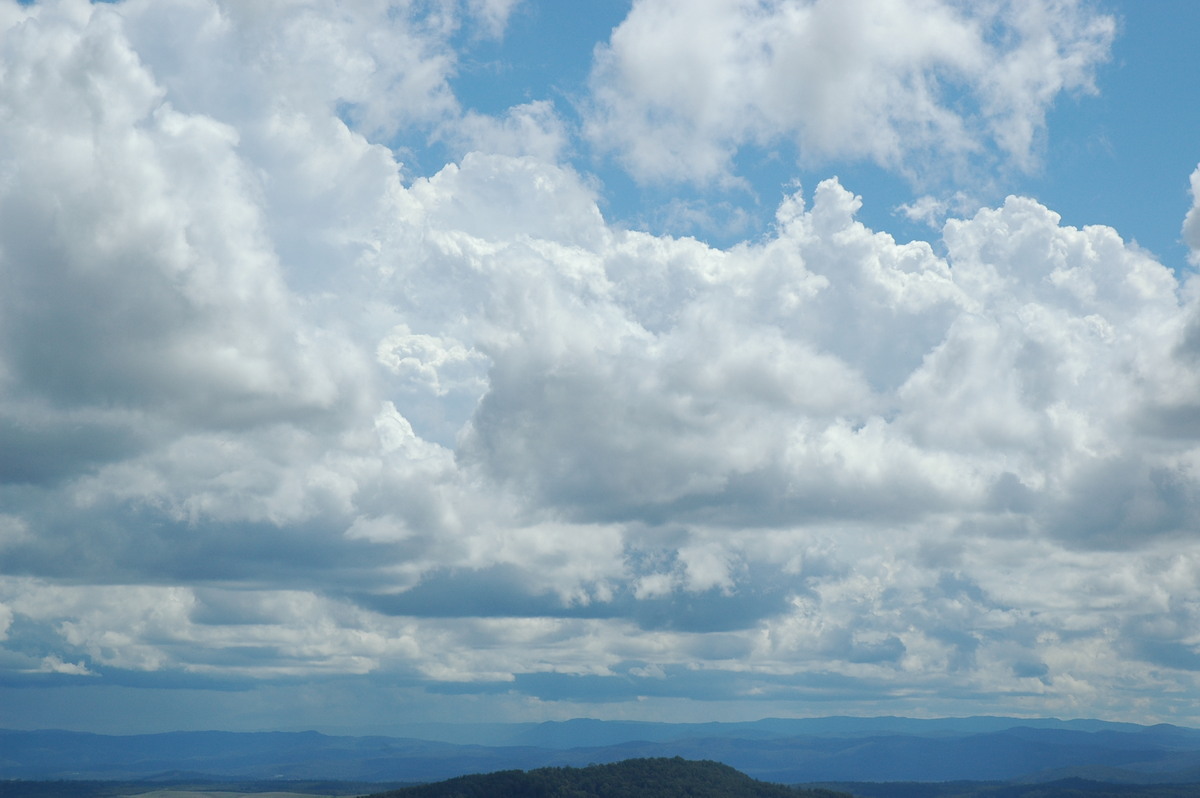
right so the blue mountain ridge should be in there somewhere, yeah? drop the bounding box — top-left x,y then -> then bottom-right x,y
3,717 -> 1199,784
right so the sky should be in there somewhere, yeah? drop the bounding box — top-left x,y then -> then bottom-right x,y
3,0 -> 1200,735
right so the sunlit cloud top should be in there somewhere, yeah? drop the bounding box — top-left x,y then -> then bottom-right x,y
2,0 -> 1200,734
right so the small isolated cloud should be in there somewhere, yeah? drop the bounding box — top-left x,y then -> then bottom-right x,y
652,198 -> 757,240
897,192 -> 976,230
38,655 -> 95,676
465,0 -> 523,39
585,0 -> 1114,186
444,101 -> 569,162
1185,164 -> 1200,266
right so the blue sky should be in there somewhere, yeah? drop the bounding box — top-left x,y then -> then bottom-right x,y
3,0 -> 1200,735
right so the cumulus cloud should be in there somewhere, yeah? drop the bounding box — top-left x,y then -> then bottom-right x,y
3,0 -> 1200,731
443,101 -> 570,162
585,0 -> 1115,185
0,47 -> 326,517
1186,164 -> 1200,266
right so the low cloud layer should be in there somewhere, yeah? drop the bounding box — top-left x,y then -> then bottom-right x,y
2,0 -> 1199,730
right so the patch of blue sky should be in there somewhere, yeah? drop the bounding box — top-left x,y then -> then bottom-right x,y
393,2 -> 618,188
453,1 -> 629,115
1021,0 -> 1200,272
592,140 -> 939,252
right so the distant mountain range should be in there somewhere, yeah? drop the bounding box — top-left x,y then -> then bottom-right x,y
4,717 -> 1200,784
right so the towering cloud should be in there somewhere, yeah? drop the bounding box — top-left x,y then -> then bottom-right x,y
1,0 -> 1198,731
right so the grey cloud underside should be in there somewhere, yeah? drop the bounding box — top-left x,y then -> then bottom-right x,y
1,0 -> 1200,726
351,561 -> 794,632
441,663 -> 1021,706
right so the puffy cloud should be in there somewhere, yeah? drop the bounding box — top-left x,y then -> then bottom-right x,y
377,326 -> 488,397
0,0 -> 388,483
116,0 -> 463,137
38,655 -> 95,676
1186,164 -> 1200,267
464,0 -> 523,39
585,0 -> 1114,185
444,101 -> 570,162
4,0 -> 1200,731
0,601 -> 11,642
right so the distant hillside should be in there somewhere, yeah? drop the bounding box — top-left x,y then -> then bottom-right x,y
364,757 -> 849,798
384,717 -> 1160,749
0,779 -> 388,798
820,778 -> 1200,798
5,718 -> 1200,783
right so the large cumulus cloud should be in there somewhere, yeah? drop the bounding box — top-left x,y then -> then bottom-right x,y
2,0 -> 1200,730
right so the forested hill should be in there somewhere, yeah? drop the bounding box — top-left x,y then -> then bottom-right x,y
365,757 -> 850,798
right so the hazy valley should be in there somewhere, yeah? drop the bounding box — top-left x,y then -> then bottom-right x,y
5,717 -> 1200,785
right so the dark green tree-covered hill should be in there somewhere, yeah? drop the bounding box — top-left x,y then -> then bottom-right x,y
364,757 -> 850,798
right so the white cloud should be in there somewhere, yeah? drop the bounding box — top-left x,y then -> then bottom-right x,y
377,325 -> 488,396
4,0 -> 1200,729
896,191 -> 977,230
0,1 -> 368,437
1186,164 -> 1200,267
445,101 -> 569,162
116,0 -> 462,138
585,0 -> 1114,185
465,0 -> 523,39
38,655 -> 95,676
